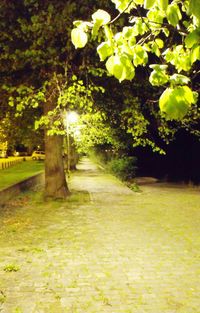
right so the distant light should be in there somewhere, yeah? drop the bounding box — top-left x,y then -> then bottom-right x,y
66,111 -> 79,124
74,129 -> 81,139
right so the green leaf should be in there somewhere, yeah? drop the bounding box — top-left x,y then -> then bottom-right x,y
143,43 -> 151,52
114,32 -> 124,45
134,0 -> 144,4
189,0 -> 200,20
144,0 -> 157,9
149,64 -> 168,71
183,86 -> 198,104
159,86 -> 196,120
149,70 -> 169,86
169,74 -> 190,86
147,8 -> 165,24
121,42 -> 134,55
166,4 -> 182,27
92,10 -> 111,25
106,55 -> 121,78
73,20 -> 93,31
157,0 -> 168,11
120,55 -> 136,80
92,21 -> 102,39
106,54 -> 135,82
151,42 -> 161,56
162,28 -> 170,37
132,45 -> 148,66
8,97 -> 14,107
155,38 -> 164,48
131,18 -> 148,36
128,36 -> 136,48
191,44 -> 200,63
92,10 -> 111,39
163,45 -> 192,72
122,26 -> 136,39
71,28 -> 88,49
97,42 -> 114,61
91,10 -> 111,38
111,0 -> 136,13
185,29 -> 200,48
149,64 -> 169,86
104,25 -> 113,43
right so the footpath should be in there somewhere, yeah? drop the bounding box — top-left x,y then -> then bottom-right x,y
0,158 -> 199,313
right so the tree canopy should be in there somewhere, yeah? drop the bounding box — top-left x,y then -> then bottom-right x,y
71,0 -> 200,121
0,0 -> 104,198
0,0 -> 119,198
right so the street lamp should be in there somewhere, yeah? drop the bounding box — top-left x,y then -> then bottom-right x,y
65,111 -> 79,175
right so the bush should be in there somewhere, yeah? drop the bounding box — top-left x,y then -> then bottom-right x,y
108,156 -> 137,181
89,147 -> 114,166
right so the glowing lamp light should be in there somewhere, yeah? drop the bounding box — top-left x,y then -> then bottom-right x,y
66,111 -> 79,124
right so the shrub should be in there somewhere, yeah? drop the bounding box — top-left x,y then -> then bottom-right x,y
108,156 -> 137,181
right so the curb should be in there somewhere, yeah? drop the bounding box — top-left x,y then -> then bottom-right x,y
0,172 -> 44,207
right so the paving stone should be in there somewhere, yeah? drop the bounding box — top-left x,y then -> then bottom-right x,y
0,158 -> 199,312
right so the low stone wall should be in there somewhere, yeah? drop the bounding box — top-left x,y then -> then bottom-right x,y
0,172 -> 44,207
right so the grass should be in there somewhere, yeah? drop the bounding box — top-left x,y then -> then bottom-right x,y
0,160 -> 44,190
3,264 -> 20,272
0,291 -> 6,304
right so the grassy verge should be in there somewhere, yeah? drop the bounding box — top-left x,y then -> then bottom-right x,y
0,160 -> 44,190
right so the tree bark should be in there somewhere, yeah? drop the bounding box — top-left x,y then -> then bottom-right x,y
45,133 -> 69,199
44,80 -> 70,200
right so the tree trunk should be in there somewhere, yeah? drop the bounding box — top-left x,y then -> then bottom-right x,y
69,136 -> 79,170
45,133 -> 69,199
44,80 -> 70,200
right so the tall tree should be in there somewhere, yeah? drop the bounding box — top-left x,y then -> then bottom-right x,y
0,1 -> 72,198
0,0 -> 112,198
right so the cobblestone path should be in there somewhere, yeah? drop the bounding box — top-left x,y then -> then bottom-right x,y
0,158 -> 199,313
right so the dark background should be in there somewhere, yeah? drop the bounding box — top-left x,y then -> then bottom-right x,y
135,130 -> 200,184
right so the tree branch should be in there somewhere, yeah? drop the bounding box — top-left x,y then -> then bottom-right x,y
109,0 -> 135,24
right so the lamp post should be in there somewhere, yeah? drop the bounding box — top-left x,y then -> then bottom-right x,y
65,111 -> 79,176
